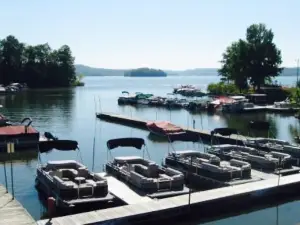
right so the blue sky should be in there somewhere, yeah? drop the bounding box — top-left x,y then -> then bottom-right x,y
0,0 -> 299,70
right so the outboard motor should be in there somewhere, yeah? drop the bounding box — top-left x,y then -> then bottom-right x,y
44,132 -> 58,140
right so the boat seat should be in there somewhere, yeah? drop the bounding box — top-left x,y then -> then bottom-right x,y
165,167 -> 184,180
224,165 -> 242,171
78,167 -> 89,177
201,162 -> 225,173
194,157 -> 210,164
230,159 -> 251,170
46,160 -> 86,170
85,179 -> 97,187
114,156 -> 143,164
53,176 -> 76,189
270,151 -> 290,159
159,174 -> 171,180
49,170 -> 63,178
134,164 -> 159,178
129,171 -> 153,188
58,169 -> 79,179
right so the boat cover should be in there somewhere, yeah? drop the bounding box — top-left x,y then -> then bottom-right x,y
146,121 -> 185,136
0,125 -> 38,135
107,138 -> 145,150
39,140 -> 79,153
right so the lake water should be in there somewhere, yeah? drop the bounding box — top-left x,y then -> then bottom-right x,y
0,75 -> 300,224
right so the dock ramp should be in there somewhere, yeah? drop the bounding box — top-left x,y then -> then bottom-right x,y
97,173 -> 154,205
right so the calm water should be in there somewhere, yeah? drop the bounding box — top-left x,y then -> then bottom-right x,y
0,75 -> 300,224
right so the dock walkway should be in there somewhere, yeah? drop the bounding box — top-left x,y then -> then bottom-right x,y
37,173 -> 300,225
0,185 -> 35,225
98,172 -> 153,204
96,112 -> 247,144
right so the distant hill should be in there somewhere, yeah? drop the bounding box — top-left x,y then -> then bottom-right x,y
75,64 -> 126,76
124,68 -> 167,77
75,65 -> 299,77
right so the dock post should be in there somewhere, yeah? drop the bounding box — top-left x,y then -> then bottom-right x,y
3,161 -> 8,193
7,142 -> 15,199
188,156 -> 192,208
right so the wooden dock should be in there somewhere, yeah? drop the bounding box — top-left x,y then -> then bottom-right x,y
98,172 -> 153,204
37,172 -> 300,225
96,112 -> 247,145
0,185 -> 35,225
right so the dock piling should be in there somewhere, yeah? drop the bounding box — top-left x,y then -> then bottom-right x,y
3,162 -> 8,193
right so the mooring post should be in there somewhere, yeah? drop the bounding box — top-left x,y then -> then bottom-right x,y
7,142 -> 15,199
188,156 -> 192,209
277,157 -> 282,187
3,161 -> 8,193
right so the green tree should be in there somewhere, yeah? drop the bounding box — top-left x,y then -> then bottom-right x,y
219,23 -> 283,91
0,35 -> 25,85
0,35 -> 77,88
218,39 -> 249,91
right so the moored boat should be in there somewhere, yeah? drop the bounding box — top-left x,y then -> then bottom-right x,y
246,121 -> 300,158
207,96 -> 234,113
0,117 -> 58,152
146,121 -> 186,137
105,137 -> 187,198
36,141 -> 114,211
208,128 -> 294,171
165,150 -> 251,182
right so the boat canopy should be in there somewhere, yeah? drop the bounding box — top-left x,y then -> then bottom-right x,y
107,138 -> 145,150
211,128 -> 238,136
39,140 -> 79,153
248,121 -> 270,131
146,121 -> 186,136
122,91 -> 129,94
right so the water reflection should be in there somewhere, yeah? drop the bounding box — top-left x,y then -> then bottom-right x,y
0,89 -> 75,132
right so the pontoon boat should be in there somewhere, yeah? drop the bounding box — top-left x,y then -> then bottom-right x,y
105,137 -> 186,196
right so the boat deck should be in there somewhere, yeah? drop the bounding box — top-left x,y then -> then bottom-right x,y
0,185 -> 35,225
37,173 -> 300,225
98,172 -> 154,204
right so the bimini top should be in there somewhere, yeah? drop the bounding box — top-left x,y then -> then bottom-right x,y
39,140 -> 79,153
211,128 -> 238,136
248,121 -> 270,131
107,138 -> 145,150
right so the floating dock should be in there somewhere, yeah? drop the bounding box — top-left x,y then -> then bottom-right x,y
96,112 -> 247,145
37,172 -> 300,225
0,185 -> 35,225
98,172 -> 154,204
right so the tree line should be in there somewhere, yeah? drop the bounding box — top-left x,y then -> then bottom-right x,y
218,23 -> 283,91
0,35 -> 77,88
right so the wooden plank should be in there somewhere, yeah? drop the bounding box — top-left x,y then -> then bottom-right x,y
97,173 -> 153,204
0,185 -> 35,225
